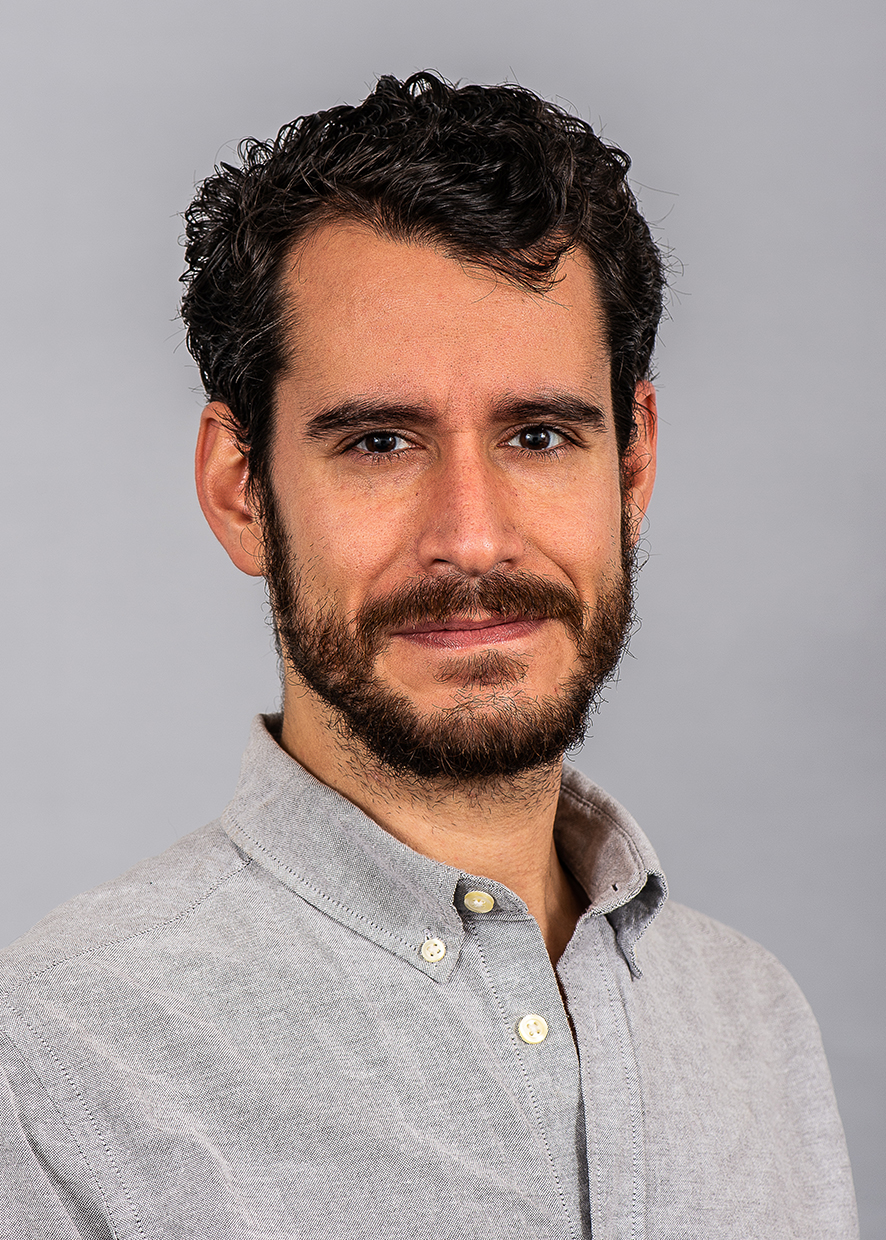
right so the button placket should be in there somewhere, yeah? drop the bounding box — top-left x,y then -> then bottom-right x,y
460,908 -> 585,1229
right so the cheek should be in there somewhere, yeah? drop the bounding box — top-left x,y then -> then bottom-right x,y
528,486 -> 624,581
277,480 -> 413,591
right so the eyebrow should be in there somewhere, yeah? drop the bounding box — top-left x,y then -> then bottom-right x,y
304,400 -> 437,441
303,393 -> 608,441
495,394 -> 608,430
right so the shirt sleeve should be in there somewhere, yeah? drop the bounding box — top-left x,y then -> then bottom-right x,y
0,1036 -> 114,1240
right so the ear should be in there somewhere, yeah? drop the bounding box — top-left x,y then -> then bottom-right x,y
195,403 -> 264,577
622,380 -> 658,545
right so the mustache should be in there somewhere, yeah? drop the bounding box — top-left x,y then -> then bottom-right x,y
354,571 -> 588,652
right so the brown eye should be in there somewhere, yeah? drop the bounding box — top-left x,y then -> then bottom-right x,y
357,432 -> 405,454
508,426 -> 567,451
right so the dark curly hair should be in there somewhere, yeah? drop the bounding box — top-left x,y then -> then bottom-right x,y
180,72 -> 666,509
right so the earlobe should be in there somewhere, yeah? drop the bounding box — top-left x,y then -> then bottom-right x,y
195,403 -> 265,577
623,380 -> 658,545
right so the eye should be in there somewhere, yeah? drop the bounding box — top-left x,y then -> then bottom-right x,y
354,431 -> 409,455
507,425 -> 569,452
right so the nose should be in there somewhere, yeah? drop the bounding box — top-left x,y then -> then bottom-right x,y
415,443 -> 524,577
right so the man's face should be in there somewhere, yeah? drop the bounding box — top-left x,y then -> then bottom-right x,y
261,222 -> 652,781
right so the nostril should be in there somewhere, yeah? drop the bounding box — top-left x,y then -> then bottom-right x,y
417,499 -> 523,577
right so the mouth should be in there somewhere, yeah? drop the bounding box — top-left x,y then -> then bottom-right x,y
391,614 -> 545,650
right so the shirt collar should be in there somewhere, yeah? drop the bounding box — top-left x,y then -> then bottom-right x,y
222,715 -> 667,979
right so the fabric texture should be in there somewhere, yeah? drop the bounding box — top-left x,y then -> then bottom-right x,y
0,715 -> 858,1238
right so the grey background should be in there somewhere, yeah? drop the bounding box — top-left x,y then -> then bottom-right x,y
2,0 -> 883,1232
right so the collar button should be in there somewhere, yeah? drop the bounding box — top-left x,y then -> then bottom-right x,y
420,938 -> 447,963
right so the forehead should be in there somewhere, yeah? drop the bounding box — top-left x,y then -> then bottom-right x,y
278,221 -> 611,414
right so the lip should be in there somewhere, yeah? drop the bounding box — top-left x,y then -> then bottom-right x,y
392,615 -> 544,650
394,615 -> 522,635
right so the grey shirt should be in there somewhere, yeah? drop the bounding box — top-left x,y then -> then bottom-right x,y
0,716 -> 857,1238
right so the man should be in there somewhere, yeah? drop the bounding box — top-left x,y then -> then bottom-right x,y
0,73 -> 856,1237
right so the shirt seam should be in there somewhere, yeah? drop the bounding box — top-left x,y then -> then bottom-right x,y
0,856 -> 253,997
593,917 -> 646,1240
227,815 -> 419,954
0,1023 -> 139,1239
472,931 -> 580,1240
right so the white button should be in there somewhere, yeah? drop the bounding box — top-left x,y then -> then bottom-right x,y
518,1014 -> 549,1044
463,890 -> 495,913
420,938 -> 446,963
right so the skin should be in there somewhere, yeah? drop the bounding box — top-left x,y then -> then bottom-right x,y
196,221 -> 657,963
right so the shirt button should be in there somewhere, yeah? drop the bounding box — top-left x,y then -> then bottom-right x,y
420,938 -> 446,963
463,890 -> 495,913
517,1014 -> 549,1044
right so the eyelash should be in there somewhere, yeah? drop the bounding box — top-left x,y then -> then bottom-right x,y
349,432 -> 412,459
346,426 -> 576,463
505,426 -> 573,460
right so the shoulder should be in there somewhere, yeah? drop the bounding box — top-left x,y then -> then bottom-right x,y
636,899 -> 823,1047
0,822 -> 249,997
644,898 -> 793,977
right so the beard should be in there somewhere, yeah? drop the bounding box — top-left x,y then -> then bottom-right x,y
259,491 -> 636,783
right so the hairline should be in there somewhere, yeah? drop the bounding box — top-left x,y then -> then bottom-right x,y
257,207 -> 622,480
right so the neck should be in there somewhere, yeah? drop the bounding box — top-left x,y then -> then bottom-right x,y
278,683 -> 586,963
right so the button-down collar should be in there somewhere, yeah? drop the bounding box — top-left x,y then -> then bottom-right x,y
223,715 -> 667,979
